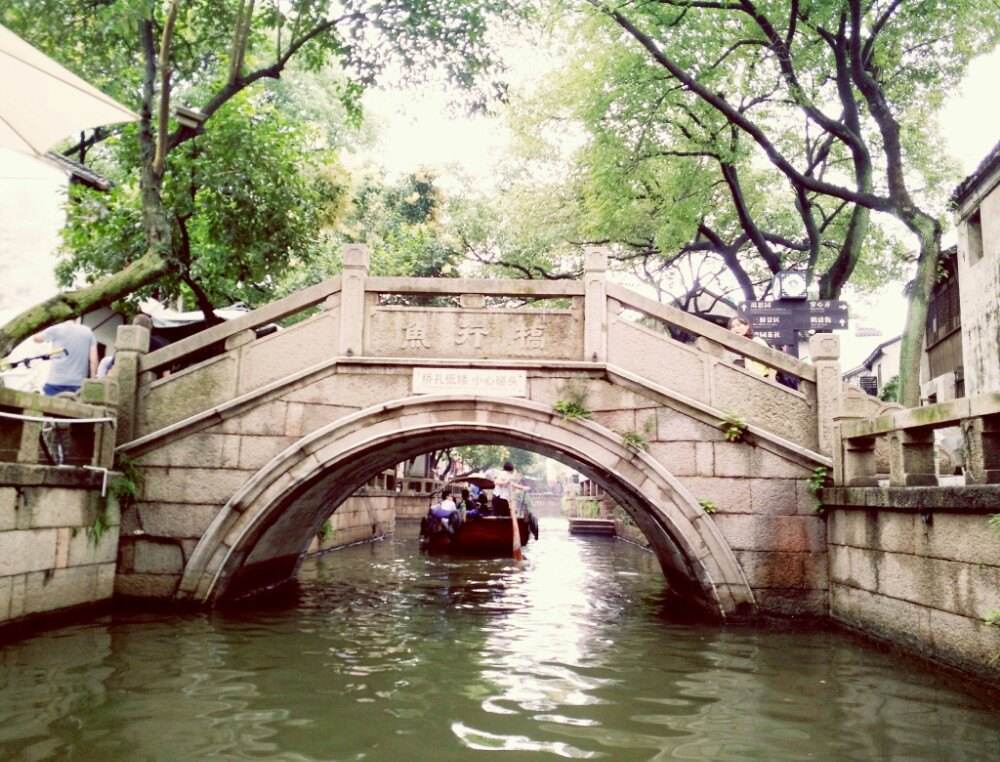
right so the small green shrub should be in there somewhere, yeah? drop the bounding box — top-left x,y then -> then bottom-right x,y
319,520 -> 333,542
988,514 -> 1000,534
718,412 -> 748,443
620,429 -> 649,452
699,499 -> 717,514
807,466 -> 831,513
91,455 -> 143,546
554,398 -> 592,421
984,610 -> 1000,627
578,499 -> 602,518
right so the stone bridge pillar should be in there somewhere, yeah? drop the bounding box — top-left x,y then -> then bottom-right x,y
809,333 -> 840,456
338,244 -> 369,357
584,246 -> 608,362
113,324 -> 150,445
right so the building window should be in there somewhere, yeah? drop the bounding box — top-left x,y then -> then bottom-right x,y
966,209 -> 984,264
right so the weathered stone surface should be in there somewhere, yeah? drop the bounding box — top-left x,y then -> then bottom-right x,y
131,539 -> 185,574
237,314 -> 337,393
753,588 -> 827,617
238,436 -> 298,470
713,364 -> 817,451
678,476 -> 751,512
747,478 -> 802,515
16,487 -> 91,529
656,407 -> 724,442
284,403 -> 357,438
713,514 -> 825,552
67,525 -> 119,567
0,487 -> 17,531
136,502 -> 223,538
0,529 -> 57,575
138,355 -> 238,435
714,442 -> 751,477
735,550 -> 827,589
21,565 -> 110,615
608,320 -> 709,402
592,409 -> 637,435
829,544 -> 878,591
751,448 -> 811,479
137,433 -> 242,469
221,400 -> 289,436
115,573 -> 181,598
648,442 -> 697,477
142,467 -> 250,505
875,551 -> 1000,619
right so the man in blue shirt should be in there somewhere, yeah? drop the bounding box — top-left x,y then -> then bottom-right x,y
33,321 -> 97,396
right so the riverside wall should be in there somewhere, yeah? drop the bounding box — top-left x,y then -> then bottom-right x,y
0,465 -> 119,630
825,486 -> 1000,685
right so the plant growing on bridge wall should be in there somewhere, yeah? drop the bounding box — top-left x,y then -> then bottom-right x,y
698,499 -> 717,515
554,382 -> 592,422
807,467 -> 832,514
988,514 -> 1000,535
718,413 -> 748,443
984,610 -> 1000,627
620,429 -> 648,452
318,520 -> 334,544
93,455 -> 143,546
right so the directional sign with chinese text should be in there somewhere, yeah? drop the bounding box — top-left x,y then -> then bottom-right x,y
739,298 -> 849,340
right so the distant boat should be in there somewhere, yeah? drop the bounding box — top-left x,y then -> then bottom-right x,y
419,514 -> 536,555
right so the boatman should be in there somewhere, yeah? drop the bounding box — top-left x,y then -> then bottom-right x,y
491,462 -> 527,517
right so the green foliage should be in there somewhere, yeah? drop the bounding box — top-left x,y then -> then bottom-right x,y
577,499 -> 602,519
319,520 -> 334,543
879,376 -> 901,403
620,429 -> 649,452
699,499 -> 717,515
984,611 -> 1000,627
988,515 -> 1000,535
450,445 -> 539,478
94,454 -> 143,546
808,467 -> 832,513
554,382 -> 592,422
718,413 -> 748,443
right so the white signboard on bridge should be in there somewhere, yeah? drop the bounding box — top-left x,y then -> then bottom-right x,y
412,368 -> 527,397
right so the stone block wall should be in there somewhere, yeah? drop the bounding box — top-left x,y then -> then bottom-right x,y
0,466 -> 119,628
825,486 -> 1000,684
306,493 -> 396,553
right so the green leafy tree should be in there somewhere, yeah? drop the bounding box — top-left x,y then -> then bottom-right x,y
0,0 -> 527,355
576,0 -> 999,405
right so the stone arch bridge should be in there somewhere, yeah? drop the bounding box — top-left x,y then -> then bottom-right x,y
105,246 -> 844,620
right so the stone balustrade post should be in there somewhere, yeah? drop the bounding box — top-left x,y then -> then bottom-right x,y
962,414 -> 1000,484
113,324 -> 150,446
809,333 -> 841,456
338,244 -> 369,357
80,378 -> 119,467
834,428 -> 879,486
584,246 -> 608,363
16,406 -> 42,464
888,427 -> 937,486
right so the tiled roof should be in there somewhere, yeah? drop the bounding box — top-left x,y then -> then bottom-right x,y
950,139 -> 1000,208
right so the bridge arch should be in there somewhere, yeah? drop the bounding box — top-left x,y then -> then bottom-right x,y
177,395 -> 755,619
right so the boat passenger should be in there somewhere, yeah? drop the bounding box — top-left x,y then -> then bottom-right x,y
429,489 -> 461,532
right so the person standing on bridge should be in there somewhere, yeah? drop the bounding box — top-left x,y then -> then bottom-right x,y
727,317 -> 773,380
33,320 -> 97,396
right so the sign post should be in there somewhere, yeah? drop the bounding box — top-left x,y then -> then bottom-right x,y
739,299 -> 850,356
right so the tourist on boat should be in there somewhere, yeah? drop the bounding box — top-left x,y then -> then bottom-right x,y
492,462 -> 527,517
727,316 -> 773,379
427,489 -> 461,533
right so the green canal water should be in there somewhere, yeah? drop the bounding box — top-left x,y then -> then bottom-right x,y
1,519 -> 998,761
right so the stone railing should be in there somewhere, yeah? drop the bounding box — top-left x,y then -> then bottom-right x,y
119,243 -> 838,455
833,392 -> 1000,486
0,385 -> 116,468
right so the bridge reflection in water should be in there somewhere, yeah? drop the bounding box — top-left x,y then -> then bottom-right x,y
1,520 -> 997,760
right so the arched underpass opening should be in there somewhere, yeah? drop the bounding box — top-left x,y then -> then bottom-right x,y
178,396 -> 755,620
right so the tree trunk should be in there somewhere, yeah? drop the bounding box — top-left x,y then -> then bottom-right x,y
0,252 -> 169,357
896,215 -> 941,408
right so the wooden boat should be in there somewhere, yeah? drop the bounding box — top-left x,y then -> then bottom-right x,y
419,514 -> 537,555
